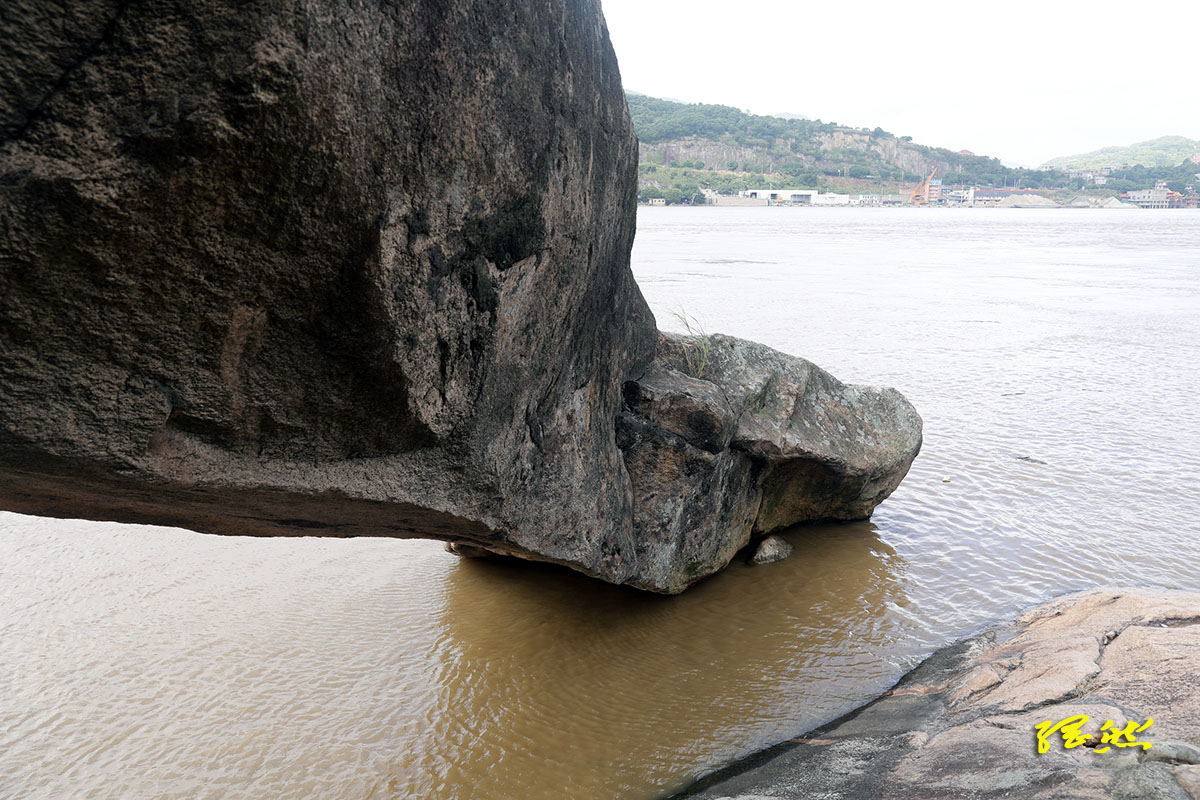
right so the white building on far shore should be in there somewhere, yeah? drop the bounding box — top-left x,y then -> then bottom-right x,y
737,188 -> 850,206
811,192 -> 850,206
739,188 -> 816,204
1124,181 -> 1170,209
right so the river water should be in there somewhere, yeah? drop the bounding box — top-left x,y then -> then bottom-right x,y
2,207 -> 1199,799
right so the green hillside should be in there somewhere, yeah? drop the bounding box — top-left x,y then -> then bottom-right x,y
626,94 -> 1200,203
1042,136 -> 1200,170
626,93 -> 1065,198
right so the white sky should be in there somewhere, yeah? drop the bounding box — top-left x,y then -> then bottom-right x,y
601,0 -> 1200,167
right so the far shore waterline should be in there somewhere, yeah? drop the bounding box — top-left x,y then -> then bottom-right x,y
636,203 -> 1187,210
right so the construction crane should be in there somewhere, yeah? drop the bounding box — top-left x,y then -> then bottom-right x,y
911,167 -> 937,205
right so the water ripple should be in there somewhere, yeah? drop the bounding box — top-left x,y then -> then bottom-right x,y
4,208 -> 1200,798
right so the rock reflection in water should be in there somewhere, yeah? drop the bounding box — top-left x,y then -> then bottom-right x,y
385,522 -> 913,799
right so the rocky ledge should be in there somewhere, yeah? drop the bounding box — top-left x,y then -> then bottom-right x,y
0,0 -> 919,592
680,587 -> 1200,799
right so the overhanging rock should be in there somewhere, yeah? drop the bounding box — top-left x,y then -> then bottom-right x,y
0,0 -> 920,593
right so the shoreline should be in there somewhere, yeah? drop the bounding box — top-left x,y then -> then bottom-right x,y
672,587 -> 1200,799
637,203 -> 1181,210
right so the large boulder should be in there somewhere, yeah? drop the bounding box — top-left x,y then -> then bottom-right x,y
0,0 -> 655,578
618,333 -> 921,592
0,0 -> 920,592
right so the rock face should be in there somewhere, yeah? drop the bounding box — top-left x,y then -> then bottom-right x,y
681,587 -> 1200,798
0,1 -> 920,592
0,0 -> 656,578
618,333 -> 921,592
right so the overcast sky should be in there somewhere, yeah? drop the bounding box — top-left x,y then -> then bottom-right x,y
601,0 -> 1200,167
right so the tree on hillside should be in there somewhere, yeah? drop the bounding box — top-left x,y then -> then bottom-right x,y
625,92 -> 1137,192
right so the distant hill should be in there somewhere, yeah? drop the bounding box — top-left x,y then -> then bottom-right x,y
1042,136 -> 1200,170
626,93 -> 1066,198
625,94 -> 1197,203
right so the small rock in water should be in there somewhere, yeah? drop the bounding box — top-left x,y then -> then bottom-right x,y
750,535 -> 793,565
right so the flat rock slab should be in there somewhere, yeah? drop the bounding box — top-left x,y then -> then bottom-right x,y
677,587 -> 1200,799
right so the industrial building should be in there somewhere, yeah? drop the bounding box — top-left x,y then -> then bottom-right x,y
1123,181 -> 1170,209
967,188 -> 1054,206
739,189 -> 817,204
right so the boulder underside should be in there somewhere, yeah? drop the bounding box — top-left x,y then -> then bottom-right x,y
0,0 -> 920,592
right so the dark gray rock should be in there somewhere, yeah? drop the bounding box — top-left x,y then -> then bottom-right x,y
0,0 -> 655,581
0,1 -> 921,593
617,332 -> 921,592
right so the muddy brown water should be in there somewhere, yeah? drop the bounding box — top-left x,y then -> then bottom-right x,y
3,208 -> 1199,799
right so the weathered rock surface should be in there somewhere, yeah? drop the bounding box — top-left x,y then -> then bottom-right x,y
0,0 -> 654,581
618,332 -> 921,592
678,587 -> 1200,798
0,1 -> 920,592
750,536 -> 793,565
